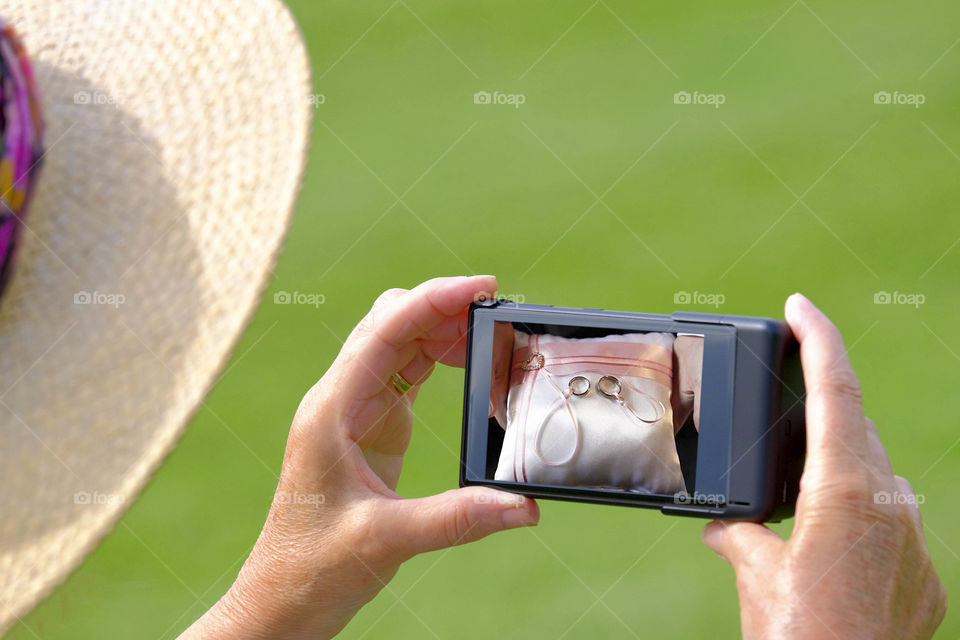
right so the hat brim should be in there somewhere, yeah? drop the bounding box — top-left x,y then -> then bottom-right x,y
0,0 -> 312,631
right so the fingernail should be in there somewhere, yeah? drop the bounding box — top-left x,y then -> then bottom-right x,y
784,292 -> 809,325
501,505 -> 536,529
701,522 -> 728,561
702,521 -> 722,547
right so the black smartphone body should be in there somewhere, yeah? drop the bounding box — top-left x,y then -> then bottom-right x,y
460,299 -> 806,522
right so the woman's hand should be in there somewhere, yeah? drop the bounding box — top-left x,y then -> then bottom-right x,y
182,276 -> 539,640
702,293 -> 946,639
672,334 -> 703,433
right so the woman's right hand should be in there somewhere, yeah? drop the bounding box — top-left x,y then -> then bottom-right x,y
702,293 -> 946,639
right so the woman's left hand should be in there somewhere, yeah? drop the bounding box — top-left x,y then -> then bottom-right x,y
183,275 -> 539,640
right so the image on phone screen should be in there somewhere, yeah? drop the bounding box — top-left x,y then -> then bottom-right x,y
484,321 -> 703,497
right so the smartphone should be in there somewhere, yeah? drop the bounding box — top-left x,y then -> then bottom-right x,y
460,299 -> 806,522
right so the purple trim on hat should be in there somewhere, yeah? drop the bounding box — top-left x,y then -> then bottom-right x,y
0,18 -> 44,297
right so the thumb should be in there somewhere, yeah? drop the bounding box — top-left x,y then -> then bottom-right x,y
382,487 -> 539,558
702,520 -> 783,568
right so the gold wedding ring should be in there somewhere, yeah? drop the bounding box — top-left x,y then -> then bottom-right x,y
390,372 -> 413,394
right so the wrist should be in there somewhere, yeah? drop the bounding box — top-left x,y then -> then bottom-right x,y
196,533 -> 372,640
180,546 -> 324,640
179,576 -> 279,640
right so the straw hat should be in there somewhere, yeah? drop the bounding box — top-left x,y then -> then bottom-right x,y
0,0 -> 312,631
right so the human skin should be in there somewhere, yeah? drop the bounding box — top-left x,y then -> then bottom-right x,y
181,283 -> 946,639
488,317 -> 515,427
180,276 -> 539,640
672,334 -> 703,433
701,293 -> 946,639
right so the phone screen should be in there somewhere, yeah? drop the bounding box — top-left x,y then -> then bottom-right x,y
485,320 -> 703,495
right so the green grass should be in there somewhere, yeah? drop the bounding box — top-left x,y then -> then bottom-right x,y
11,0 -> 960,637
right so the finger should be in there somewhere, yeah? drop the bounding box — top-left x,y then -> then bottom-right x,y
417,307 -> 471,343
372,287 -> 407,309
894,475 -> 924,530
693,388 -> 701,431
419,309 -> 472,367
671,394 -> 693,434
421,335 -> 468,367
489,324 -> 515,428
672,335 -> 703,432
375,275 -> 495,348
784,293 -> 870,473
340,276 -> 497,400
397,349 -> 436,387
377,487 -> 539,559
393,310 -> 471,389
702,520 -> 782,568
371,296 -> 469,347
865,417 -> 894,478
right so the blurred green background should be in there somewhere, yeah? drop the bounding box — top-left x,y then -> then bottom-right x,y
11,0 -> 960,637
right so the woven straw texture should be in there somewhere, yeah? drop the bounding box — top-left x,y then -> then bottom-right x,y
0,0 -> 312,631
